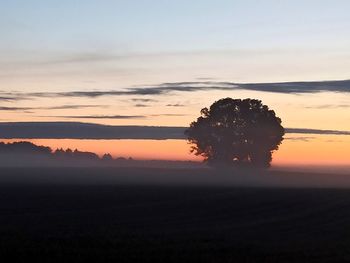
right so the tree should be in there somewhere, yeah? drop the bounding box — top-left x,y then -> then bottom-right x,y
185,98 -> 284,168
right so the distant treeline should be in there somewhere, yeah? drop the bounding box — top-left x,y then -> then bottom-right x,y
0,141 -> 130,166
0,141 -> 200,168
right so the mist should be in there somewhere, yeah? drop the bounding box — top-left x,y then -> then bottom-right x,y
0,165 -> 348,189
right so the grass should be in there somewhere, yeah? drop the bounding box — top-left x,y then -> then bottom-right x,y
1,167 -> 350,262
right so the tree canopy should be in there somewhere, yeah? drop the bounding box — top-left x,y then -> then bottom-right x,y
185,98 -> 285,168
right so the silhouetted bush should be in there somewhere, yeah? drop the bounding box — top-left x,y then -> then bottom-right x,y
102,153 -> 113,161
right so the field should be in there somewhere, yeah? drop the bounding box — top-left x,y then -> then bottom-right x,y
1,167 -> 350,262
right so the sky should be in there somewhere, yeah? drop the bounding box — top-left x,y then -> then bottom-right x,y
0,0 -> 349,164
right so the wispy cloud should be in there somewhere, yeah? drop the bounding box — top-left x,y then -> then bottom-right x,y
149,114 -> 187,117
46,105 -> 108,110
284,136 -> 316,142
0,106 -> 32,111
45,113 -> 187,119
304,104 -> 350,109
166,103 -> 185,107
238,80 -> 350,93
0,96 -> 27,102
0,105 -> 107,111
0,81 -> 233,101
4,79 -> 349,101
131,98 -> 157,102
286,128 -> 350,135
50,115 -> 145,119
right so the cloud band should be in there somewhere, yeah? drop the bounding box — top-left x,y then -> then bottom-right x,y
0,122 -> 349,140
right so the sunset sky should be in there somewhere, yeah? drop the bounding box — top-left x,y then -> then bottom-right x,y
1,1 -> 349,165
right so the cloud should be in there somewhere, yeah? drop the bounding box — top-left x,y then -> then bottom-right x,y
284,136 -> 316,142
0,105 -> 107,111
0,122 -> 185,139
149,114 -> 187,117
7,79 -> 350,100
50,115 -> 146,119
0,106 -> 32,111
304,104 -> 350,109
44,113 -> 187,119
0,122 -> 349,139
45,105 -> 108,110
237,79 -> 350,93
131,98 -> 157,102
11,81 -> 234,99
153,79 -> 350,94
0,96 -> 26,102
134,104 -> 149,107
166,103 -> 185,107
285,128 -> 350,135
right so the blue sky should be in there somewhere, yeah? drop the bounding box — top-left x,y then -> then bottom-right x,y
2,0 -> 349,69
0,0 -> 349,130
2,0 -> 350,52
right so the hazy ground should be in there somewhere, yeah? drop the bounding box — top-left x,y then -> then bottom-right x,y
1,167 -> 350,262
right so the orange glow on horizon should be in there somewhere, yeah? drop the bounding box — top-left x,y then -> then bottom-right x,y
274,134 -> 350,166
1,139 -> 202,162
2,134 -> 350,166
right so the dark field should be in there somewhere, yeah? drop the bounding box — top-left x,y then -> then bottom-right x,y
1,167 -> 350,262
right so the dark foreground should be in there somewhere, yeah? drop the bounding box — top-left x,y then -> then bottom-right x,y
1,167 -> 350,262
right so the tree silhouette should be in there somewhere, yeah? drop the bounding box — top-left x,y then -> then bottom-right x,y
185,98 -> 285,168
